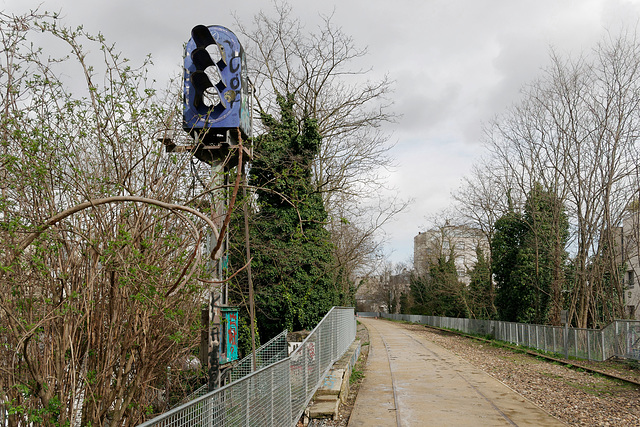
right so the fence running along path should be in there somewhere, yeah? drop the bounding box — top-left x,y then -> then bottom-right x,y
362,312 -> 640,362
138,307 -> 356,427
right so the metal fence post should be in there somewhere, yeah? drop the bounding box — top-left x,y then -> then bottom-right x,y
316,328 -> 321,393
626,322 -> 630,357
564,323 -> 569,359
269,366 -> 274,426
332,313 -> 336,360
245,376 -> 251,426
304,339 -> 309,400
286,358 -> 293,426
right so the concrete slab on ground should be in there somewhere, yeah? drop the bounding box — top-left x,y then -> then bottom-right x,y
309,399 -> 339,419
348,318 -> 565,427
316,368 -> 345,396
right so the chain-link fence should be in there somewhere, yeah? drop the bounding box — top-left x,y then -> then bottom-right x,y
381,313 -> 640,362
138,307 -> 356,427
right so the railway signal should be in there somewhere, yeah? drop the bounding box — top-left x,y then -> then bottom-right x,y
179,25 -> 252,392
183,25 -> 251,144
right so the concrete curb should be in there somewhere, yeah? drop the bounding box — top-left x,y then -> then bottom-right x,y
307,339 -> 362,420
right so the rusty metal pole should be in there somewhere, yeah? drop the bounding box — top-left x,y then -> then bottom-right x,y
209,289 -> 221,391
242,182 -> 257,370
208,160 -> 226,391
200,307 -> 209,368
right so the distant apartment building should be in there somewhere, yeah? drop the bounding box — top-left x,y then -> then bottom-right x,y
616,210 -> 640,319
413,224 -> 489,285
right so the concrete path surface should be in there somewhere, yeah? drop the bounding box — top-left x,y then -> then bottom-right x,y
348,318 -> 565,427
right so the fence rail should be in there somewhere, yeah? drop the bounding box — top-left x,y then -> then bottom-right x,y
379,313 -> 640,362
139,307 -> 356,427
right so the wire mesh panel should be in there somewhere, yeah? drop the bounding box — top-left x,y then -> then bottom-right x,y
624,322 -> 640,358
590,329 -> 604,361
602,321 -> 621,359
356,312 -> 378,318
289,333 -> 315,421
606,320 -> 640,359
572,329 -> 589,360
139,307 -> 355,427
538,325 -> 552,353
229,330 -> 289,383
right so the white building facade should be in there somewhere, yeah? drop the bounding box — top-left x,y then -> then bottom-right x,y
620,211 -> 640,319
413,225 -> 489,285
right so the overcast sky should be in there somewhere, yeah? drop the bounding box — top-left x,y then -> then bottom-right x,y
3,0 -> 640,265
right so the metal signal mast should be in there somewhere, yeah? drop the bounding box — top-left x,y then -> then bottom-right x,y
166,24 -> 253,391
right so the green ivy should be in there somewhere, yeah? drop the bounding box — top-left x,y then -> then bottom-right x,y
231,94 -> 340,342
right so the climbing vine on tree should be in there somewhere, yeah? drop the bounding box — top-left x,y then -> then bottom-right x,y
493,185 -> 569,324
231,94 -> 341,341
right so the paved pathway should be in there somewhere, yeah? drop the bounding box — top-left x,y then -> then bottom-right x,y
348,318 -> 565,427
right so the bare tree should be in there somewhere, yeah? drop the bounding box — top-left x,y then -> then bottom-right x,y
235,2 -> 404,288
327,191 -> 408,299
470,31 -> 640,327
454,159 -> 516,244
